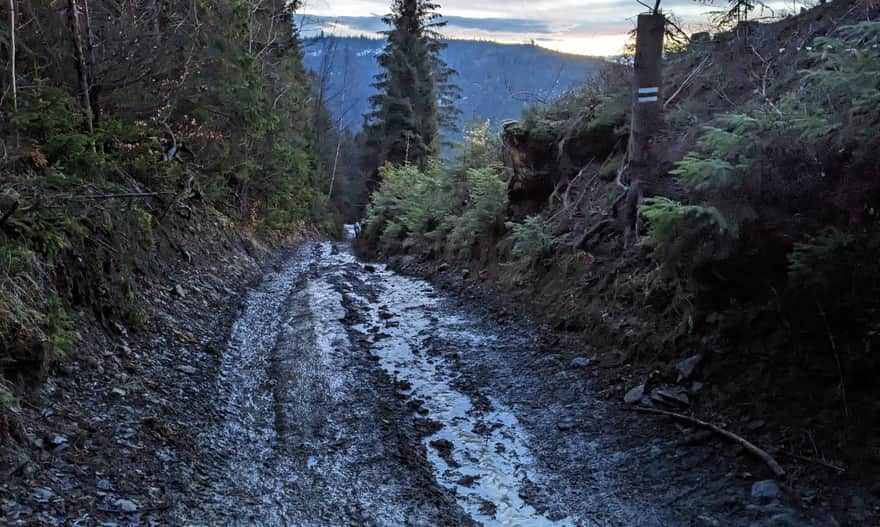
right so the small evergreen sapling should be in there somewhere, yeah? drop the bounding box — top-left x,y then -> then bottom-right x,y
508,215 -> 553,264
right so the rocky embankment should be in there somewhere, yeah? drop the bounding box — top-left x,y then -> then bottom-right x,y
0,205 -> 275,525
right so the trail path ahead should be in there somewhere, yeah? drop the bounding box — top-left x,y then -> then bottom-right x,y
174,238 -> 812,526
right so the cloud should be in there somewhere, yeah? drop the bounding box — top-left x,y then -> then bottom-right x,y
297,14 -> 554,35
442,16 -> 553,34
298,0 -> 800,55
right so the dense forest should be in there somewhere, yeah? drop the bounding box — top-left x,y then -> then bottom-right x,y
2,0 -> 880,524
0,0 -> 356,387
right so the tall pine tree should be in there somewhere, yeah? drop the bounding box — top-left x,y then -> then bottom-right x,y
363,0 -> 458,183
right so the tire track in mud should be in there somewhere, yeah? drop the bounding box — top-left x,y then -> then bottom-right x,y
173,239 -> 822,526
176,243 -> 470,526
178,239 -> 807,527
328,256 -> 579,526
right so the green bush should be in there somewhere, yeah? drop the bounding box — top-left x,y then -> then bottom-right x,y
365,119 -> 510,253
45,294 -> 73,359
447,165 -> 508,251
0,383 -> 19,412
0,242 -> 71,360
508,215 -> 553,263
642,197 -> 737,268
648,22 -> 880,276
806,22 -> 880,148
10,85 -> 82,140
368,161 -> 454,243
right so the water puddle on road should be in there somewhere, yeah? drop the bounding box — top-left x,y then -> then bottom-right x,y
323,244 -> 574,526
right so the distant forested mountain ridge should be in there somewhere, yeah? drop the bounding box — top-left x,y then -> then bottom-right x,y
302,36 -> 606,137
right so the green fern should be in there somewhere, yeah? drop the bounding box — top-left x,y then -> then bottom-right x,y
642,197 -> 736,265
670,154 -> 739,192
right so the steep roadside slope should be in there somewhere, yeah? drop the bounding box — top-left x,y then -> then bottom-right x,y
0,201 -> 318,524
1,2 -> 346,520
358,2 -> 880,524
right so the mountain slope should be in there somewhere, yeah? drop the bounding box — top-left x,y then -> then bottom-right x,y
303,37 -> 606,138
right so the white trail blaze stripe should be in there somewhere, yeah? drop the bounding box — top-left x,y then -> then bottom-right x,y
638,87 -> 659,95
638,96 -> 659,103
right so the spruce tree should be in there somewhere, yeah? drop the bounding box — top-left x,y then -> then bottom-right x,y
364,0 -> 458,181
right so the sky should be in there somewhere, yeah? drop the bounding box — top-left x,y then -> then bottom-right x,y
297,0 -> 802,56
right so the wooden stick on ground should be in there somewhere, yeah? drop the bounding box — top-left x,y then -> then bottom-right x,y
777,450 -> 845,473
664,56 -> 712,111
632,406 -> 786,477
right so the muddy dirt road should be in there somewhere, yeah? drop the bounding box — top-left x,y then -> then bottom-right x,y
173,238 -> 822,526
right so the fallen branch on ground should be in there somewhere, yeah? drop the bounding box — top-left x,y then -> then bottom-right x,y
57,192 -> 162,201
631,406 -> 786,477
664,56 -> 712,110
777,450 -> 845,473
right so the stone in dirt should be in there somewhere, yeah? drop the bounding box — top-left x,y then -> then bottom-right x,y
479,500 -> 497,516
570,357 -> 591,368
114,498 -> 139,512
557,419 -> 576,431
768,512 -> 800,526
676,354 -> 703,382
624,384 -> 646,404
429,438 -> 454,454
456,474 -> 480,487
428,438 -> 459,467
176,365 -> 197,375
695,514 -> 721,527
32,488 -> 55,502
651,387 -> 690,407
751,479 -> 782,500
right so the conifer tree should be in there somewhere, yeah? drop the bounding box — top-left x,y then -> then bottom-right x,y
364,0 -> 458,181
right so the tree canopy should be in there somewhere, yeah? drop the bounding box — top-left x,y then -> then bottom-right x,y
363,0 -> 459,180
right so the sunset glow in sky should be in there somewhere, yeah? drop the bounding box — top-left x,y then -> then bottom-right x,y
299,0 -> 801,56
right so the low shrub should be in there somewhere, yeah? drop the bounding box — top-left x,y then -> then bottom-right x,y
447,165 -> 508,253
508,215 -> 553,264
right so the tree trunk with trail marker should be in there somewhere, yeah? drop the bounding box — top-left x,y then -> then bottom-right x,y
623,13 -> 665,241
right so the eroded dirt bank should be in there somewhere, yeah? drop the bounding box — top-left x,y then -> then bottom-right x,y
1,205 -> 275,525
